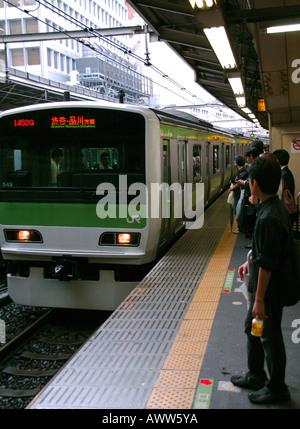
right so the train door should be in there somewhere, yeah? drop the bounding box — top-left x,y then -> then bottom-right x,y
204,142 -> 210,204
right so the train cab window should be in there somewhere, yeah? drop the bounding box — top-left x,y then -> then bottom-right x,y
0,108 -> 146,193
213,145 -> 220,175
193,144 -> 202,183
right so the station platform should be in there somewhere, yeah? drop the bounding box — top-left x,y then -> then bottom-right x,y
28,192 -> 300,410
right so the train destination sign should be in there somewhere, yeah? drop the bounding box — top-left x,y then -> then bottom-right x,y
51,115 -> 96,128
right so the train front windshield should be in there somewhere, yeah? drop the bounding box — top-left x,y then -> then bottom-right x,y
0,107 -> 146,198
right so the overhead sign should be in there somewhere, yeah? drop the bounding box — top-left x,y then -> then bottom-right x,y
291,138 -> 300,153
257,98 -> 266,111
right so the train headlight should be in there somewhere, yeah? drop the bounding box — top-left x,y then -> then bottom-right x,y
117,233 -> 131,244
4,229 -> 43,243
99,232 -> 140,246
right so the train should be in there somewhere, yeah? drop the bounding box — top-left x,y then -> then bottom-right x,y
0,101 -> 255,310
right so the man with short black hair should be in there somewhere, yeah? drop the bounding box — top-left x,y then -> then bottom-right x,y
231,154 -> 293,405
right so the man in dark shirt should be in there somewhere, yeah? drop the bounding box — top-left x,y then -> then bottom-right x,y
231,155 -> 293,404
230,155 -> 248,233
273,149 -> 297,225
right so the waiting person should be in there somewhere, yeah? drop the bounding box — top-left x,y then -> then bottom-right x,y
273,149 -> 297,225
231,154 -> 292,405
229,155 -> 248,233
250,140 -> 264,156
236,148 -> 260,235
245,147 -> 259,165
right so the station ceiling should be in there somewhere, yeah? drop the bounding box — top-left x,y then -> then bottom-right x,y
127,0 -> 300,130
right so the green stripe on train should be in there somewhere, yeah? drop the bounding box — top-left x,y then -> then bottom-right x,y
0,202 -> 147,228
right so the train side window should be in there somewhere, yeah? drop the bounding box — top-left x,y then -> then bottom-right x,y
193,144 -> 202,183
225,145 -> 230,168
213,145 -> 220,174
177,141 -> 187,186
163,140 -> 170,184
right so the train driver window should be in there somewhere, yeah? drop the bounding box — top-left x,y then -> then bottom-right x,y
213,145 -> 220,175
193,145 -> 202,183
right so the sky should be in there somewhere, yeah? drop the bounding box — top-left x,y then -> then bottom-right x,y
144,40 -> 216,108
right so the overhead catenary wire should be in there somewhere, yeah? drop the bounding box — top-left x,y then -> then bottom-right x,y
3,0 -> 207,106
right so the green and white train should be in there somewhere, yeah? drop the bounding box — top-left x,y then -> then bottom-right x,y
0,101 -> 254,310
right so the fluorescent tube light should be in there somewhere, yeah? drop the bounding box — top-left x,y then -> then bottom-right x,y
228,77 -> 244,95
189,0 -> 214,7
204,26 -> 237,69
266,23 -> 300,34
235,96 -> 246,107
241,107 -> 252,114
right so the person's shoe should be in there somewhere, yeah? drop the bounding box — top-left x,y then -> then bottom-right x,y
248,386 -> 290,404
231,373 -> 266,390
232,229 -> 240,234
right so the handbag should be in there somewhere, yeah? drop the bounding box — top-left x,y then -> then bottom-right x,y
227,190 -> 234,206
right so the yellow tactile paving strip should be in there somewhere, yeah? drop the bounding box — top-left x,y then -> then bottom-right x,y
146,222 -> 238,409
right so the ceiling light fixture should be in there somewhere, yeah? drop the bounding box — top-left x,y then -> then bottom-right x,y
266,23 -> 300,34
189,0 -> 214,9
228,77 -> 244,96
235,96 -> 246,108
203,26 -> 237,69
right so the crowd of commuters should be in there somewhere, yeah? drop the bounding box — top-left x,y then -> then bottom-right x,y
228,142 -> 298,405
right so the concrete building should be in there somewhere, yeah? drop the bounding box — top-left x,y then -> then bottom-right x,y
0,0 -> 152,103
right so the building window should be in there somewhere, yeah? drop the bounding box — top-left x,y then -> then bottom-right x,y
25,18 -> 38,34
27,47 -> 40,65
60,54 -> 65,71
54,51 -> 58,69
11,48 -> 24,66
9,20 -> 22,35
8,0 -> 21,7
47,48 -> 52,67
0,49 -> 5,64
0,20 -> 5,34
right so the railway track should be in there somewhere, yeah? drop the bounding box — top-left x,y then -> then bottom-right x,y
0,306 -> 110,409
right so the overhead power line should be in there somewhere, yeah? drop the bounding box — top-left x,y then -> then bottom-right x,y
3,0 -> 207,105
